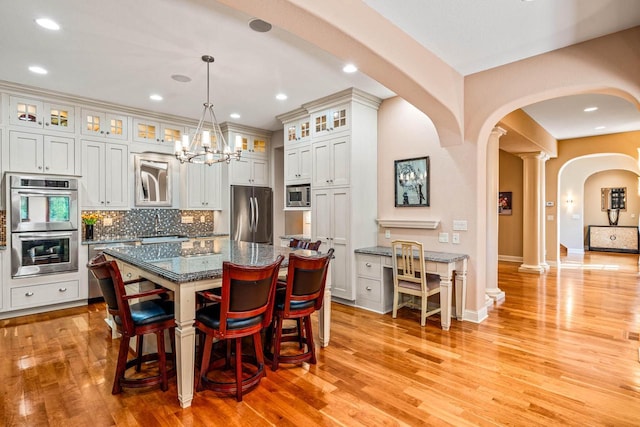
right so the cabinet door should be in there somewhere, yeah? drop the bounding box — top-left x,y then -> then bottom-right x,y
298,144 -> 313,183
330,188 -> 351,300
331,137 -> 350,186
9,131 -> 43,173
81,141 -> 107,208
205,163 -> 222,209
133,118 -> 160,143
312,140 -> 331,187
105,143 -> 129,208
312,189 -> 331,249
284,147 -> 301,182
230,158 -> 252,185
105,113 -> 128,140
9,97 -> 43,129
251,158 -> 269,186
44,135 -> 75,175
186,163 -> 207,208
44,102 -> 74,133
160,123 -> 184,146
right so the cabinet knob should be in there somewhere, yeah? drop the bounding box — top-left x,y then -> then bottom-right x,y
45,122 -> 50,126
45,166 -> 50,170
25,292 -> 34,297
59,287 -> 67,292
366,263 -> 372,267
366,286 -> 372,291
101,201 -> 105,204
38,166 -> 43,170
106,131 -> 110,135
38,121 -> 43,125
126,273 -> 132,279
106,201 -> 110,204
100,130 -> 105,134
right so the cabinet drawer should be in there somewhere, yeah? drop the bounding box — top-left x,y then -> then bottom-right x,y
11,280 -> 80,309
356,254 -> 381,278
356,277 -> 382,305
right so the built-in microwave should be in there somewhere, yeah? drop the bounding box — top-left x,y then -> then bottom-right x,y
286,184 -> 311,208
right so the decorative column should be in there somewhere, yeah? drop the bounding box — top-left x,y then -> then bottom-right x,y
539,153 -> 550,271
486,127 -> 506,302
518,152 -> 547,274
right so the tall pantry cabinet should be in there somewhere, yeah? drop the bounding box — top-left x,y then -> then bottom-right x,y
281,88 -> 380,301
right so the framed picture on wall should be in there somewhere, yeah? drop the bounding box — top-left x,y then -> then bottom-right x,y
394,156 -> 430,207
499,191 -> 512,215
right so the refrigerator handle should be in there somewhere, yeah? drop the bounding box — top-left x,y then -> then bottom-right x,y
250,196 -> 255,232
254,196 -> 259,232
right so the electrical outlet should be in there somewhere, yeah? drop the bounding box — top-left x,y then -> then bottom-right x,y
102,217 -> 113,226
438,232 -> 449,243
384,230 -> 391,239
452,233 -> 460,244
200,215 -> 206,223
181,216 -> 194,224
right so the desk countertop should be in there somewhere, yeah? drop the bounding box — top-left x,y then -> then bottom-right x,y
103,237 -> 317,284
355,246 -> 468,263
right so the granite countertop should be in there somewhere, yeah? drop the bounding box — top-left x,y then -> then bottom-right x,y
103,237 -> 318,284
82,232 -> 229,246
280,235 -> 312,241
355,246 -> 469,263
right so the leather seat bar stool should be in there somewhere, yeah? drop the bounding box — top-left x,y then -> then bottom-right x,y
87,254 -> 176,394
195,256 -> 284,401
265,248 -> 334,371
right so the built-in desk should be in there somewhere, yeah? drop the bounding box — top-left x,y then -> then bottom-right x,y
354,246 -> 468,330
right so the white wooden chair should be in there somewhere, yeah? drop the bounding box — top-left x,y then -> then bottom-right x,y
391,240 -> 441,326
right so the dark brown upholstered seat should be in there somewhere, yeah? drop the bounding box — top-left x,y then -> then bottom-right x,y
87,254 -> 176,394
265,248 -> 333,371
195,256 -> 284,401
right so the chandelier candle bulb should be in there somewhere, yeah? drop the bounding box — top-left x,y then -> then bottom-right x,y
202,130 -> 211,148
235,135 -> 243,152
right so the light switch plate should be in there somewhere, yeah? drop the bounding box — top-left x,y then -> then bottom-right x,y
452,233 -> 460,244
182,216 -> 194,224
384,230 -> 391,239
438,232 -> 449,243
102,217 -> 113,226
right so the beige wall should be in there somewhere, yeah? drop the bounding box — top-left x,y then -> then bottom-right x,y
584,170 -> 639,228
498,150 -> 523,258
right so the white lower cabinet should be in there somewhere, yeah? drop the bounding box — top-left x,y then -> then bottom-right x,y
10,280 -> 80,309
355,254 -> 393,313
312,187 -> 351,299
81,140 -> 129,209
9,131 -> 76,175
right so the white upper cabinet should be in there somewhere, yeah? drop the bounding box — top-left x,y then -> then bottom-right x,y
161,123 -> 186,147
284,116 -> 311,144
234,133 -> 268,159
284,142 -> 312,185
9,131 -> 75,175
230,157 -> 269,186
9,96 -> 75,133
311,136 -> 349,188
81,109 -> 128,140
132,118 -> 161,143
81,140 -> 128,209
311,103 -> 349,138
182,162 -> 222,210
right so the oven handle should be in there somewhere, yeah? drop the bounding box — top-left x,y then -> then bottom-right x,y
12,188 -> 77,197
15,231 -> 76,241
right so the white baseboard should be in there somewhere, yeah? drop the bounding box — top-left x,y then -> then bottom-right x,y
567,248 -> 585,254
462,307 -> 488,324
498,255 -> 523,263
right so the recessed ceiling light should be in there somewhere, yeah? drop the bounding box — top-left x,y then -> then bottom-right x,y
171,74 -> 191,83
343,64 -> 358,73
276,93 -> 288,101
149,94 -> 163,101
230,113 -> 241,119
249,18 -> 272,33
35,18 -> 60,30
584,106 -> 598,112
28,66 -> 48,75
594,126 -> 606,130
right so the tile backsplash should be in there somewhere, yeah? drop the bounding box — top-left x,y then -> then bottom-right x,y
81,209 -> 215,241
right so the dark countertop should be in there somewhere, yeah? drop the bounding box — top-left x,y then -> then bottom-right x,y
103,237 -> 319,284
279,235 -> 312,241
355,246 -> 469,263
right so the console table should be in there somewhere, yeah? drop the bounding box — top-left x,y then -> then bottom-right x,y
587,225 -> 639,253
354,246 -> 468,330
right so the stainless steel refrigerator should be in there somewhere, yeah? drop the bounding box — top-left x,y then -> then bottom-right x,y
230,185 -> 273,244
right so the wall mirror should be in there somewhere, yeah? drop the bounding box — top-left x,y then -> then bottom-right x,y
134,154 -> 172,207
601,187 -> 626,211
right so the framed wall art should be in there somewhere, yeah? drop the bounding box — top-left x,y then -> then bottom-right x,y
394,156 -> 430,207
499,191 -> 512,215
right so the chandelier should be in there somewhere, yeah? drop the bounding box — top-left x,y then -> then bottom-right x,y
175,55 -> 242,165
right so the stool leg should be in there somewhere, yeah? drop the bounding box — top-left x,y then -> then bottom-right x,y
303,315 -> 317,364
136,335 -> 144,372
157,330 -> 168,391
113,336 -> 130,394
253,332 -> 266,379
197,334 -> 213,392
234,338 -> 243,402
271,315 -> 283,371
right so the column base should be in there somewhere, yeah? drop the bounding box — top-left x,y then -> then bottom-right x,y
541,262 -> 550,271
484,294 -> 493,308
518,264 -> 545,274
486,288 -> 505,302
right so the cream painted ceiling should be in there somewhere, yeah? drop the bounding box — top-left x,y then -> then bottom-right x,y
0,0 -> 639,139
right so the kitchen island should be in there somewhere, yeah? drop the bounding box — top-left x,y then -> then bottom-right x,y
103,237 -> 331,408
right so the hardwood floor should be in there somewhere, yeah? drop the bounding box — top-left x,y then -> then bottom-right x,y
2,252 -> 639,426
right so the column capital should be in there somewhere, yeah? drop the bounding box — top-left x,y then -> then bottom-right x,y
491,126 -> 507,138
516,151 -> 548,161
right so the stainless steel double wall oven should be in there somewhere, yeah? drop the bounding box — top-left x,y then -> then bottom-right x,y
10,175 -> 79,278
